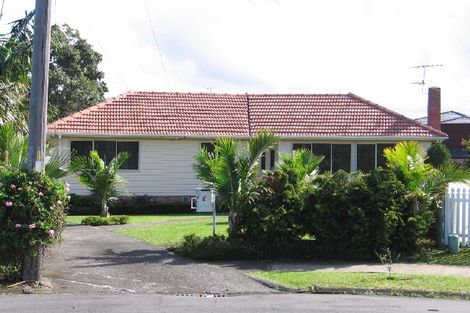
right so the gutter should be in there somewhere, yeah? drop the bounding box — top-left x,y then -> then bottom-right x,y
47,132 -> 447,142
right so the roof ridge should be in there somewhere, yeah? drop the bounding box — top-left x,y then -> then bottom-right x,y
347,93 -> 448,138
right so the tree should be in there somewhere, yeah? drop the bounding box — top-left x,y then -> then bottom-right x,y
426,142 -> 451,168
48,24 -> 108,121
0,12 -> 108,122
193,131 -> 278,235
70,150 -> 129,217
464,137 -> 470,168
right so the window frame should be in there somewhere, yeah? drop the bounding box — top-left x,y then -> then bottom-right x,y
70,139 -> 140,170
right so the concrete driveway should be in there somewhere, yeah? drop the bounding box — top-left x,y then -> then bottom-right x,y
44,224 -> 273,295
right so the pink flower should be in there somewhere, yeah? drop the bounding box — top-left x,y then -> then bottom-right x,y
28,224 -> 35,229
47,229 -> 55,236
10,184 -> 16,189
5,201 -> 13,207
38,192 -> 44,196
56,200 -> 63,205
15,224 -> 21,228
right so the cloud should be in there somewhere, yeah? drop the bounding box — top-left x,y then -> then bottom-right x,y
1,0 -> 469,117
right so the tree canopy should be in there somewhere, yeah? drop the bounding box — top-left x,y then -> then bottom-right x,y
0,11 -> 108,123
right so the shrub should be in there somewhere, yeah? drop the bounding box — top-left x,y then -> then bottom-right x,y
426,142 -> 451,168
305,168 -> 433,259
237,171 -> 307,242
0,170 -> 69,272
80,215 -> 129,226
172,234 -> 319,261
68,194 -> 192,215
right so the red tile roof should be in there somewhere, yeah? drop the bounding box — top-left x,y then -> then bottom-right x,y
47,91 -> 447,139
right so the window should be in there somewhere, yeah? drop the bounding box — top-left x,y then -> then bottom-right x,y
201,142 -> 216,158
94,141 -> 116,164
70,140 -> 139,169
332,144 -> 351,172
269,149 -> 276,170
260,152 -> 266,170
118,142 -> 139,169
71,141 -> 92,157
377,143 -> 395,168
293,143 -> 312,152
357,144 -> 376,172
312,144 -> 331,173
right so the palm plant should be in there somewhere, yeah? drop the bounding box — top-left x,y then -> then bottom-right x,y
0,122 -> 69,179
276,148 -> 324,187
70,150 -> 129,217
0,121 -> 28,168
384,141 -> 470,198
193,130 -> 278,234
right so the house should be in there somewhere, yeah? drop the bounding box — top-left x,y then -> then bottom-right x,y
47,91 -> 446,202
416,109 -> 470,160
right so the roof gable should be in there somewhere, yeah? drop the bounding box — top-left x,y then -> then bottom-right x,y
48,91 -> 446,139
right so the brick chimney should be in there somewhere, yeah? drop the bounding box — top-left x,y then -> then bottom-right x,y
427,87 -> 441,131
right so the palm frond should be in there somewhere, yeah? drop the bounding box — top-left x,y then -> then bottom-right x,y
45,152 -> 69,179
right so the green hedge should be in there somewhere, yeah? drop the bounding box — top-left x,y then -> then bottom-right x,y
68,194 -> 192,215
80,215 -> 130,226
234,168 -> 435,260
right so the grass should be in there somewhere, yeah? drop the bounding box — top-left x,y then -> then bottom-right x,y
410,247 -> 470,266
66,213 -> 218,225
252,271 -> 470,296
116,217 -> 229,246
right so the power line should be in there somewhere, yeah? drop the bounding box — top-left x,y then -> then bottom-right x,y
82,18 -> 130,91
143,0 -> 170,89
0,0 -> 6,22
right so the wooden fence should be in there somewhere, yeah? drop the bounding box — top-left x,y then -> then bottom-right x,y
444,183 -> 470,247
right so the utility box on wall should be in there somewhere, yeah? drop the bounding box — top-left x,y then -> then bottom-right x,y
191,188 -> 214,212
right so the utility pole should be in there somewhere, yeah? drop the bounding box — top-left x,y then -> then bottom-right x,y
24,0 -> 52,283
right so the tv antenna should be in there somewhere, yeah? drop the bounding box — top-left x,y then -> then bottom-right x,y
409,64 -> 443,92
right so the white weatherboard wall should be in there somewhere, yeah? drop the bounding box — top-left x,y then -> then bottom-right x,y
59,138 -> 203,196
58,137 -> 435,196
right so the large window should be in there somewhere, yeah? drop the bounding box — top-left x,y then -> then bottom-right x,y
312,144 -> 331,173
294,143 -> 350,173
332,144 -> 351,172
357,144 -> 376,172
292,142 -> 395,172
377,143 -> 395,168
71,140 -> 139,169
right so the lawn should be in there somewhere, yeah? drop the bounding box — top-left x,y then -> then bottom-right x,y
252,271 -> 470,296
116,217 -> 229,246
410,247 -> 470,267
66,213 -> 217,225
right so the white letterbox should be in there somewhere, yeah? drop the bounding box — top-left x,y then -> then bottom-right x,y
191,188 -> 214,212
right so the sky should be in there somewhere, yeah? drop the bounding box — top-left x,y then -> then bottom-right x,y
1,0 -> 469,118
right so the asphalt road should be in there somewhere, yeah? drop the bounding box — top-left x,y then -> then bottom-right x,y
0,293 -> 469,313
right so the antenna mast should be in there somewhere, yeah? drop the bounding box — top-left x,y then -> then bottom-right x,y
409,64 -> 443,92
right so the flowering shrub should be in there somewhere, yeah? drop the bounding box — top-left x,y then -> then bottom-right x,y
0,170 -> 69,267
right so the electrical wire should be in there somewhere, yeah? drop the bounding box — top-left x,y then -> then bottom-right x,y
143,0 -> 170,89
0,0 -> 6,22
